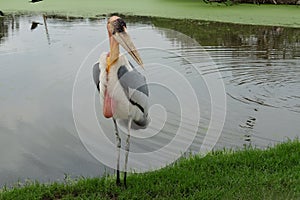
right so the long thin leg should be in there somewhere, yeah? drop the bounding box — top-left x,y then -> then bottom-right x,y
113,118 -> 121,186
124,118 -> 132,188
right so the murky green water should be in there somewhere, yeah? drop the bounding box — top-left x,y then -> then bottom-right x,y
0,15 -> 299,186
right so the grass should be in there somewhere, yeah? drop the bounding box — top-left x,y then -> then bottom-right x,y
0,0 -> 300,27
0,140 -> 300,199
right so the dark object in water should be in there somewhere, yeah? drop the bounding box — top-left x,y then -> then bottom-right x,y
30,0 -> 43,3
0,11 -> 4,16
31,21 -> 43,30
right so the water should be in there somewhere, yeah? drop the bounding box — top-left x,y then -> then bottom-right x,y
0,15 -> 299,186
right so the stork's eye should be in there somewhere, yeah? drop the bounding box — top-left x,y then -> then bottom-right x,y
113,18 -> 127,34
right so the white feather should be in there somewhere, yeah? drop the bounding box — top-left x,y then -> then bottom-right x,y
98,52 -> 146,122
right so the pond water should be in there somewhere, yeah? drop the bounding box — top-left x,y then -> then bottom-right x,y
0,15 -> 299,186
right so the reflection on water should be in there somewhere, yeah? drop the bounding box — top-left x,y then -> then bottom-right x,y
147,17 -> 299,59
0,17 -> 8,43
43,15 -> 51,45
0,15 -> 299,186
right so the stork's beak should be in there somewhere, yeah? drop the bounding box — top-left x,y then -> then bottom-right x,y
113,29 -> 143,67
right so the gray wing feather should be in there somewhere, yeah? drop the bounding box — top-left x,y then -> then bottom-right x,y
92,62 -> 100,92
117,65 -> 149,121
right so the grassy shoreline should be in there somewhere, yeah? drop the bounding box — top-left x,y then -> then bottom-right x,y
1,1 -> 300,199
0,140 -> 299,199
1,0 -> 300,28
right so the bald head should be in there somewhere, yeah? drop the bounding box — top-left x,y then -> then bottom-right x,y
107,16 -> 127,36
108,16 -> 120,22
106,16 -> 143,67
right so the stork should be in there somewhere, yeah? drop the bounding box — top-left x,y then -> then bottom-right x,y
93,16 -> 150,187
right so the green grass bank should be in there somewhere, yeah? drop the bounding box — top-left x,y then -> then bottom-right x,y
1,0 -> 300,27
1,140 -> 300,199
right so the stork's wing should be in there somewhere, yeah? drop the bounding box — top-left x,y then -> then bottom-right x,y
117,64 -> 149,115
92,62 -> 100,92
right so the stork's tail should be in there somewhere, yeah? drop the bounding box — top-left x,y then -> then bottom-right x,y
133,113 -> 150,129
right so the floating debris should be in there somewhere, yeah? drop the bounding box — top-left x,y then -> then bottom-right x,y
0,11 -> 4,16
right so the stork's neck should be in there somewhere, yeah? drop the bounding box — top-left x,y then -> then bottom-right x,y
108,36 -> 119,67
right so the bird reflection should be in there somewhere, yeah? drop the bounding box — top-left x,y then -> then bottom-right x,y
30,21 -> 43,30
30,0 -> 43,3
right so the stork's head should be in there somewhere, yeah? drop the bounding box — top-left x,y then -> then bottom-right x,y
107,16 -> 143,67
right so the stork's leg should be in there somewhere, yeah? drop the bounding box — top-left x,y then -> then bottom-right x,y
113,118 -> 121,186
124,118 -> 132,188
